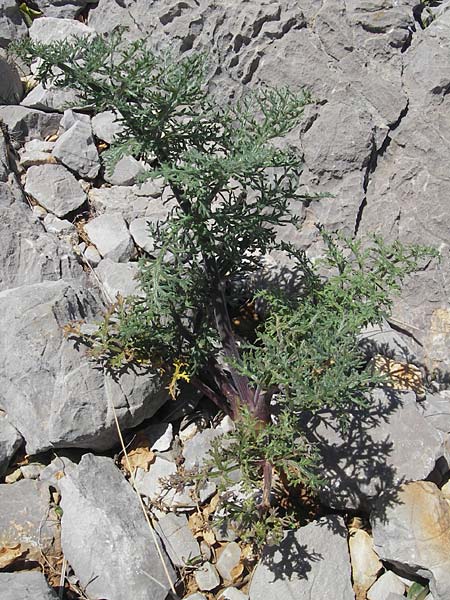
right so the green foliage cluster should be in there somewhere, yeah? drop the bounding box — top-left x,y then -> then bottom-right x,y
14,31 -> 437,547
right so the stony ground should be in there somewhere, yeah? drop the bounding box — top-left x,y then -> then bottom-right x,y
0,1 -> 450,599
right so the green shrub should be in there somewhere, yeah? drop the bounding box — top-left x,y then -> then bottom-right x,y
14,31 -> 437,547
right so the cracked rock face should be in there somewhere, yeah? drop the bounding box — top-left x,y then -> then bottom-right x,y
85,0 -> 450,370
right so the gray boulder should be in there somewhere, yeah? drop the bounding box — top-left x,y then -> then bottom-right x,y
309,389 -> 444,511
29,16 -> 95,44
0,280 -> 169,453
371,481 -> 450,600
249,515 -> 354,599
25,163 -> 86,218
52,118 -> 100,178
59,453 -> 175,600
0,479 -> 57,562
0,53 -> 22,104
0,106 -> 61,146
0,0 -> 27,48
0,572 -> 58,600
84,213 -> 134,262
0,412 -> 21,478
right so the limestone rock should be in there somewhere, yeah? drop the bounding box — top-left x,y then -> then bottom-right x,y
34,0 -> 97,19
29,16 -> 95,44
135,456 -> 215,509
182,427 -> 223,470
249,515 -> 354,599
0,0 -> 27,48
0,106 -> 61,146
310,389 -> 444,511
43,213 -> 75,235
25,164 -> 86,218
21,82 -> 81,113
216,542 -> 241,582
0,479 -> 58,563
52,118 -> 100,178
19,139 -> 56,168
84,244 -> 101,267
0,572 -> 58,600
104,154 -> 145,186
367,571 -> 405,600
155,512 -> 201,567
0,412 -> 22,478
0,53 -> 22,104
0,280 -> 168,453
349,529 -> 383,600
94,258 -> 141,300
0,200 -> 84,291
371,481 -> 450,600
88,185 -> 149,220
195,562 -> 221,592
129,217 -> 156,253
219,589 -> 248,600
84,213 -> 134,262
91,110 -> 124,144
418,391 -> 450,436
59,453 -> 175,600
219,588 -> 248,600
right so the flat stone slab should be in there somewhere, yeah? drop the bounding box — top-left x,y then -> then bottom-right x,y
311,389 -> 444,510
25,164 -> 86,218
59,453 -> 175,600
249,516 -> 354,600
371,481 -> 450,600
155,512 -> 201,567
0,571 -> 57,600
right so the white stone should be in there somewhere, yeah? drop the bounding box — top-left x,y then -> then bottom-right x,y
92,110 -> 124,144
94,259 -> 140,301
349,529 -> 383,599
219,588 -> 248,600
195,562 -> 221,591
367,571 -> 405,600
104,155 -> 145,186
84,213 -> 134,262
216,542 -> 241,582
155,512 -> 201,567
84,245 -> 101,267
52,119 -> 100,179
19,139 -> 56,168
129,217 -> 155,253
25,164 -> 86,218
29,17 -> 95,44
43,214 -> 75,235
